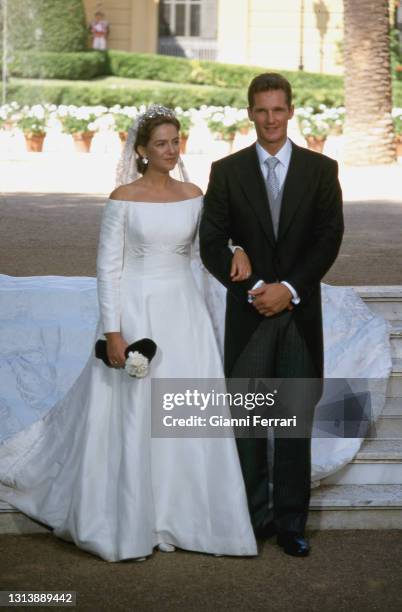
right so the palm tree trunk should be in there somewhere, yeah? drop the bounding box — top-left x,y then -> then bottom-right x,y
343,0 -> 396,164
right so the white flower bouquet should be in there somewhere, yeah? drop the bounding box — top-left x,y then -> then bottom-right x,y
95,338 -> 157,378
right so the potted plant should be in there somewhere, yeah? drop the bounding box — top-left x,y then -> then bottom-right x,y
0,102 -> 20,131
236,108 -> 252,135
207,107 -> 240,152
16,105 -> 48,152
110,105 -> 138,144
316,104 -> 345,136
57,105 -> 102,152
393,108 -> 402,157
174,107 -> 193,154
296,107 -> 331,153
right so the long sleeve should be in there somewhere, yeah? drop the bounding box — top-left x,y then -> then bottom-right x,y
285,159 -> 344,301
96,200 -> 127,334
200,162 -> 260,302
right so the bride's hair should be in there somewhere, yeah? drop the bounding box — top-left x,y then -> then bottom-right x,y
134,115 -> 181,174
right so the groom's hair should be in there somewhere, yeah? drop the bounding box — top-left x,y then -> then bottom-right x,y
248,73 -> 293,109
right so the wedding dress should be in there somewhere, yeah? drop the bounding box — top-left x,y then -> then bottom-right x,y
0,196 -> 258,561
0,197 -> 392,559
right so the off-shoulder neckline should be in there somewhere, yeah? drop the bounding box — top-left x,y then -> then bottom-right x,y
108,195 -> 202,205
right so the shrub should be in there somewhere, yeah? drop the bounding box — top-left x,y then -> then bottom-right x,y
1,78 -> 248,109
2,73 -> 402,110
6,0 -> 87,52
15,104 -> 49,135
107,50 -> 345,101
108,51 -> 193,83
7,51 -> 109,80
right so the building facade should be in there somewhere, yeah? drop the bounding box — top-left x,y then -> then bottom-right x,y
83,0 -> 393,75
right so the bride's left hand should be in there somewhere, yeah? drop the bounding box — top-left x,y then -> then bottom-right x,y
230,248 -> 252,282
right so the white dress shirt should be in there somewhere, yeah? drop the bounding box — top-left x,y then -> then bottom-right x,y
255,138 -> 292,188
247,138 -> 300,304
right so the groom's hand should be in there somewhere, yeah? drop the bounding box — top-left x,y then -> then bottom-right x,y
248,283 -> 293,316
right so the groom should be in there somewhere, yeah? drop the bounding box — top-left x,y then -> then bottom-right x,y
199,73 -> 344,557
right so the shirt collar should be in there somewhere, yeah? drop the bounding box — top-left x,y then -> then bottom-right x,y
255,138 -> 292,169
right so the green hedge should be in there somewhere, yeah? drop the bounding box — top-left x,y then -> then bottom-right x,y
0,77 -> 346,110
104,51 -> 402,107
108,50 -> 343,93
2,45 -> 402,109
5,0 -> 87,52
108,51 -> 193,83
6,51 -> 109,80
4,50 -> 344,106
2,78 -> 248,108
4,77 -> 402,109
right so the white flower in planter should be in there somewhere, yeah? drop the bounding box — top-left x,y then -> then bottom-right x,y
31,105 -> 45,119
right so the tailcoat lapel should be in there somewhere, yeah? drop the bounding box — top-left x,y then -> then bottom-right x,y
234,144 -> 276,249
277,142 -> 309,241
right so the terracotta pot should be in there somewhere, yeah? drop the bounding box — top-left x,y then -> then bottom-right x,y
305,135 -> 326,153
72,131 -> 94,153
24,133 -> 46,152
226,132 -> 236,152
395,137 -> 402,158
180,135 -> 188,154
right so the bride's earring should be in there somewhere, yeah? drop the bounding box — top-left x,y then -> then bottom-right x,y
143,156 -> 148,164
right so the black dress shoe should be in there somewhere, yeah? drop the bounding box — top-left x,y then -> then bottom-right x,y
254,522 -> 277,540
277,532 -> 310,557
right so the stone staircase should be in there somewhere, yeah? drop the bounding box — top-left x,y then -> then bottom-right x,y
1,287 -> 401,534
309,286 -> 402,529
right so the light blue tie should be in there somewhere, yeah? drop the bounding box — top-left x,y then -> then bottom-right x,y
265,157 -> 280,199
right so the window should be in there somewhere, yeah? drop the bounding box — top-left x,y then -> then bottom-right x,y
159,0 -> 202,38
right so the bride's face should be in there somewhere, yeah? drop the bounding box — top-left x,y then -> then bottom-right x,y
140,123 -> 180,173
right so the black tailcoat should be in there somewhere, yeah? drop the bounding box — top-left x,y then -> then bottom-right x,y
199,141 -> 344,378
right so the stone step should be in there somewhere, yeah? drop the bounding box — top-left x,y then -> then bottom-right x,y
308,484 -> 402,529
390,321 -> 402,359
0,511 -> 49,535
321,460 -> 402,486
382,397 -> 402,417
320,425 -> 402,486
388,359 -> 402,397
2,485 -> 402,534
367,417 -> 402,440
356,438 -> 402,461
353,286 -> 402,321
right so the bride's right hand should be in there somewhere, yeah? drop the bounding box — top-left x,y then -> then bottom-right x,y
230,248 -> 252,282
105,333 -> 129,368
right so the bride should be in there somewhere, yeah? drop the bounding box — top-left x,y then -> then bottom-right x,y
0,105 -> 259,561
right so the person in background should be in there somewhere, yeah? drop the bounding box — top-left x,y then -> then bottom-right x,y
89,11 -> 110,51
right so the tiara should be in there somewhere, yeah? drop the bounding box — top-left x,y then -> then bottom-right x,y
137,104 -> 176,128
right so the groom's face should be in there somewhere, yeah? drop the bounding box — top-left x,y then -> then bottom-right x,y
248,89 -> 294,153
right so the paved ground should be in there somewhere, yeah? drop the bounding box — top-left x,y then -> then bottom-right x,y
1,152 -> 402,284
1,192 -> 402,284
1,531 -> 402,612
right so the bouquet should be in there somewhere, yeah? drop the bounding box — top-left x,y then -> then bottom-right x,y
95,338 -> 157,378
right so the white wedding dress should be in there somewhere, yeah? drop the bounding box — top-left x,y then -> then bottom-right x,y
0,196 -> 258,561
0,196 -> 392,561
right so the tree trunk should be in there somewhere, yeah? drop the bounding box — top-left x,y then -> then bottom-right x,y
343,0 -> 396,164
